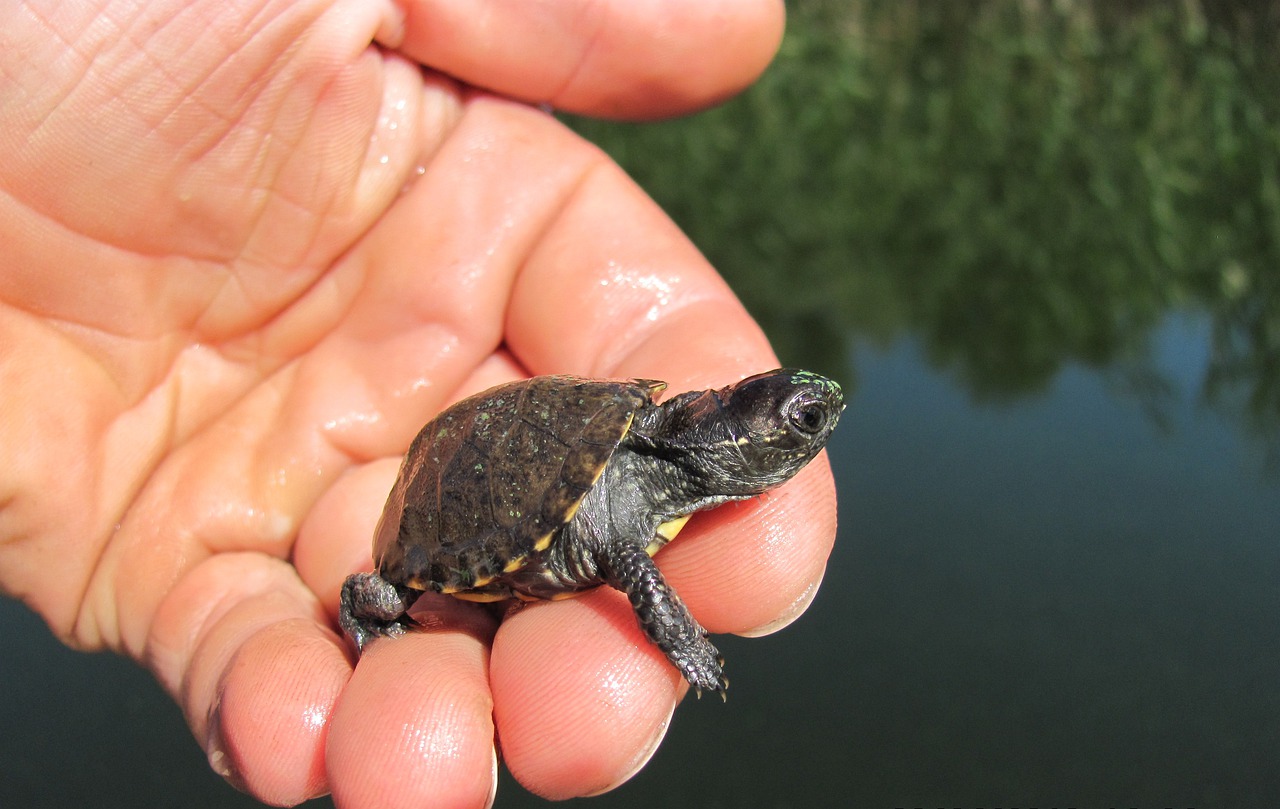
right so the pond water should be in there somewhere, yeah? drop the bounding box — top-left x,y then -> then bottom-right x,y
4,313 -> 1275,807
3,3 -> 1278,807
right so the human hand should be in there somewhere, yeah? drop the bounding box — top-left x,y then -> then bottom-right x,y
0,2 -> 837,806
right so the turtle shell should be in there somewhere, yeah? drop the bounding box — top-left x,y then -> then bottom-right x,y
372,375 -> 660,595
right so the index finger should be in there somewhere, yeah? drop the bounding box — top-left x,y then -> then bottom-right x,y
493,130 -> 839,798
505,155 -> 777,384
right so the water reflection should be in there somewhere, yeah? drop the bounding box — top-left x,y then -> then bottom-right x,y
568,0 -> 1280,454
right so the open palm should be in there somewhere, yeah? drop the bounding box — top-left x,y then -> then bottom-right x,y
1,2 -> 837,806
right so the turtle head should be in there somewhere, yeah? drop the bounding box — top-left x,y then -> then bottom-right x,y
655,369 -> 844,496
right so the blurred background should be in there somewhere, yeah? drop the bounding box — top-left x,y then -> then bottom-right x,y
4,1 -> 1278,805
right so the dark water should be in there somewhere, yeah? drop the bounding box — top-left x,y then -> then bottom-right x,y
5,3 -> 1280,807
4,314 -> 1277,807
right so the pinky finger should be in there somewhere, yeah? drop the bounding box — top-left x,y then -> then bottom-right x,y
148,553 -> 351,805
209,618 -> 349,804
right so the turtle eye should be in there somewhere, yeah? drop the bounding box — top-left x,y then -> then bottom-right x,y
789,401 -> 828,436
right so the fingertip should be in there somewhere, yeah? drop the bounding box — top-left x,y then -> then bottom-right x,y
659,455 -> 839,636
490,593 -> 679,799
209,619 -> 349,805
147,555 -> 356,804
328,633 -> 496,809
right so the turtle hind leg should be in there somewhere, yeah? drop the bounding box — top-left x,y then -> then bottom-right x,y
338,572 -> 416,653
602,543 -> 729,697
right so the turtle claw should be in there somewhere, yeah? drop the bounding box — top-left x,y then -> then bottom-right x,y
347,620 -> 409,654
339,572 -> 415,654
604,544 -> 733,697
691,674 -> 730,702
676,638 -> 729,699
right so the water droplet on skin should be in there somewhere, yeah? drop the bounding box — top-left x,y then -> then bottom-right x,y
597,262 -> 680,321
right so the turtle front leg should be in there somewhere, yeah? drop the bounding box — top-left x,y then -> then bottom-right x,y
601,544 -> 729,697
338,572 -> 416,653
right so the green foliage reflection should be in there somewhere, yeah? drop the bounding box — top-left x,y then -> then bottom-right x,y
565,0 -> 1280,442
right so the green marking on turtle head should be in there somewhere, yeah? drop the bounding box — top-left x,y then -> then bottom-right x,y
787,368 -> 840,391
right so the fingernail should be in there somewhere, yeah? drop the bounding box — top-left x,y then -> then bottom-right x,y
205,697 -> 249,794
484,746 -> 498,809
584,696 -> 675,797
739,570 -> 825,638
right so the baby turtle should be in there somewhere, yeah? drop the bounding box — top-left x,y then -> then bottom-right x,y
339,369 -> 844,695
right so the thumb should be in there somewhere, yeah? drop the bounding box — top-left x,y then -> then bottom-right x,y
383,0 -> 786,118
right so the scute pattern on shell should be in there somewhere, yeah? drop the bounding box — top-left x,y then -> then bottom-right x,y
372,376 -> 650,592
